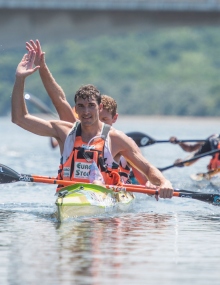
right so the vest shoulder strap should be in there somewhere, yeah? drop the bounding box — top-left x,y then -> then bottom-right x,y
101,124 -> 111,141
62,121 -> 80,164
75,121 -> 81,137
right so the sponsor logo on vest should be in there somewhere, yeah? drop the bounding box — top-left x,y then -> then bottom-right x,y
63,167 -> 71,177
74,162 -> 91,179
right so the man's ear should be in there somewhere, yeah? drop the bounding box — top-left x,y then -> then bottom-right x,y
99,103 -> 103,112
73,106 -> 79,119
112,113 -> 118,123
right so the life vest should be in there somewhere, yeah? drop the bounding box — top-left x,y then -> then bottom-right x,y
57,122 -> 121,189
208,141 -> 220,170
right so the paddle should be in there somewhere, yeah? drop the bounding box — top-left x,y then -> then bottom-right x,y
25,94 -> 205,148
24,93 -> 57,118
0,163 -> 220,205
25,93 -> 60,149
24,93 -> 147,148
126,132 -> 206,147
158,149 -> 220,172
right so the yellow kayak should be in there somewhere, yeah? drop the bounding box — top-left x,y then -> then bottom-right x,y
55,183 -> 135,222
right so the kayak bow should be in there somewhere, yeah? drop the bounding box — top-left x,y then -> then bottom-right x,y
55,183 -> 135,221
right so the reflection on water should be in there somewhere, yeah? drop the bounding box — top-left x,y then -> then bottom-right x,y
54,213 -> 175,285
1,117 -> 220,284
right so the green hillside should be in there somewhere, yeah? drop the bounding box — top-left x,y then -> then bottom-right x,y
1,26 -> 220,116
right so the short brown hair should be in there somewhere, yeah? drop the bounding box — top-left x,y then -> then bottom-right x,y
101,95 -> 117,117
74,84 -> 101,104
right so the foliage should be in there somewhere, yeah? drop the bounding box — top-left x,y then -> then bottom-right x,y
1,26 -> 220,116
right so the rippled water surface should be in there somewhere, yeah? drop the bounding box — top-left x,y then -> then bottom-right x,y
1,116 -> 220,285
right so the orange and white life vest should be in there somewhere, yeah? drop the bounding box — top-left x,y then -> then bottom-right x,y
57,122 -> 121,188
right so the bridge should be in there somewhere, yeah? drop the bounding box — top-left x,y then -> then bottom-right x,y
1,0 -> 220,11
1,1 -> 220,48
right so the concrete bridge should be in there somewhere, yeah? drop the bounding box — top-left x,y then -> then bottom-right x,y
1,0 -> 220,48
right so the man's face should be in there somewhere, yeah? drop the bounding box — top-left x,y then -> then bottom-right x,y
99,108 -> 118,126
75,97 -> 102,126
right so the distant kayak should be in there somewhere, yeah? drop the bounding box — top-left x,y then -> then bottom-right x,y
190,169 -> 220,189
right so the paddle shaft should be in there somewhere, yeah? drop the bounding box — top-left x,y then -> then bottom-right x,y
25,93 -> 57,118
25,96 -> 206,148
13,174 -> 174,195
3,171 -> 220,205
126,132 -> 206,147
25,95 -> 150,148
150,139 -> 205,143
29,175 -> 195,195
158,149 -> 220,172
0,164 -> 192,194
1,163 -> 220,205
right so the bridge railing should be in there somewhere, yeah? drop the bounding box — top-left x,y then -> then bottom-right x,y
0,0 -> 220,11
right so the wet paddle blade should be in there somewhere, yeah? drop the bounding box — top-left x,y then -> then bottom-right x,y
0,164 -> 34,184
126,132 -> 153,147
0,164 -> 20,183
177,191 -> 220,205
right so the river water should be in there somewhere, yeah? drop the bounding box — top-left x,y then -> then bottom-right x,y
1,115 -> 220,285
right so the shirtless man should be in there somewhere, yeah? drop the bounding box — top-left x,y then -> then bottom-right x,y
11,49 -> 173,199
25,39 -> 152,185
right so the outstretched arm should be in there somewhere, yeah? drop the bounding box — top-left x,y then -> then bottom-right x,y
169,136 -> 202,152
26,39 -> 76,123
111,130 -> 173,199
11,50 -> 72,153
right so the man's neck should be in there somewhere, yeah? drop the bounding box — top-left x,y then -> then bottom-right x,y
80,121 -> 103,143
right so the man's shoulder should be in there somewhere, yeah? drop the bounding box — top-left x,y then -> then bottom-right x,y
109,128 -> 134,146
109,127 -> 126,138
68,121 -> 80,135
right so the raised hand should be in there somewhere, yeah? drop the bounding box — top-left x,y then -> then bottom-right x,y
26,39 -> 45,67
16,50 -> 40,78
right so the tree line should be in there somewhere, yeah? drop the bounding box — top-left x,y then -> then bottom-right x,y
1,25 -> 220,116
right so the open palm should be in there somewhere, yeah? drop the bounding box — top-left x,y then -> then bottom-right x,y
16,50 -> 40,77
26,39 -> 44,67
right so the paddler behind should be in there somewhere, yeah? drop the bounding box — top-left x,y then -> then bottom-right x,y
11,48 -> 173,200
170,134 -> 220,170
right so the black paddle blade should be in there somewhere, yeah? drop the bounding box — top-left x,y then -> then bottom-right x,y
178,191 -> 220,205
0,164 -> 20,183
126,132 -> 154,147
0,164 -> 34,184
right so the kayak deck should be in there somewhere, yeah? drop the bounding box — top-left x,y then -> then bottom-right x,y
55,183 -> 135,222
